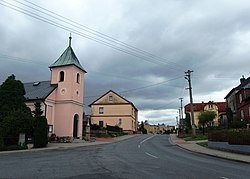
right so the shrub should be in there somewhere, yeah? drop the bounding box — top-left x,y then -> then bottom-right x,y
228,129 -> 250,145
208,130 -> 229,142
208,129 -> 250,145
33,116 -> 48,148
229,120 -> 248,129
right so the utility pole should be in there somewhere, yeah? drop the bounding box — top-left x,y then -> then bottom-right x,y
179,97 -> 183,119
185,70 -> 196,137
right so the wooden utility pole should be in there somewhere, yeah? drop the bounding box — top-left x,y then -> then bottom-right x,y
179,97 -> 183,119
185,70 -> 196,137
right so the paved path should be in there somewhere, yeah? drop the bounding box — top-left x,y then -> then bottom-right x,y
170,134 -> 250,164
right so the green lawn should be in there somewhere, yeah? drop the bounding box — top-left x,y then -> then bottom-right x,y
184,135 -> 208,141
196,142 -> 208,147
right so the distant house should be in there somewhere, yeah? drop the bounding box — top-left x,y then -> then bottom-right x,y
24,37 -> 87,140
144,121 -> 175,134
89,90 -> 138,134
185,101 -> 227,127
225,76 -> 250,120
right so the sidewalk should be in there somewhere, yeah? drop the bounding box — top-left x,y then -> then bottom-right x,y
0,134 -> 139,154
170,134 -> 250,164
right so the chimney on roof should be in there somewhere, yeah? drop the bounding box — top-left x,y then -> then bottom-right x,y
240,75 -> 246,84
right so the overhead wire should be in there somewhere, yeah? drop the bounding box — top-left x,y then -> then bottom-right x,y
17,0 -> 185,70
0,0 -> 190,112
0,53 -> 184,97
0,0 -> 186,71
84,75 -> 184,99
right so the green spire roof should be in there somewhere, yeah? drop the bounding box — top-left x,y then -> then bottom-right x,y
49,37 -> 87,73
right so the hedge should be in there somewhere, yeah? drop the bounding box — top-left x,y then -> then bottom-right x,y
208,129 -> 250,145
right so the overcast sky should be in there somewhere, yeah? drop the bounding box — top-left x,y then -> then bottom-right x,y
1,0 -> 250,125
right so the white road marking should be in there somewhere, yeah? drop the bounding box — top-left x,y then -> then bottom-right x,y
138,145 -> 140,148
145,152 -> 158,159
139,135 -> 156,145
220,177 -> 229,179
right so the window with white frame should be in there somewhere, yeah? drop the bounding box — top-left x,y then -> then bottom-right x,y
118,118 -> 122,126
99,107 -> 104,114
240,94 -> 243,103
208,104 -> 213,109
241,110 -> 244,119
109,96 -> 113,101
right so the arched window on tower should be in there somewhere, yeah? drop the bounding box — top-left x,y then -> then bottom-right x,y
76,73 -> 80,83
59,71 -> 65,82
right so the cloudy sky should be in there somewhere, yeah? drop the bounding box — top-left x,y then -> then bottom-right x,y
1,0 -> 250,125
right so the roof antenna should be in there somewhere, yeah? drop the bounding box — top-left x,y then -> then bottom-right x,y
69,33 -> 72,47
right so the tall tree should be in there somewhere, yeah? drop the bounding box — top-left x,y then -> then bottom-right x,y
33,101 -> 43,117
198,110 -> 217,135
185,113 -> 192,129
33,101 -> 48,148
226,106 -> 233,124
0,75 -> 33,146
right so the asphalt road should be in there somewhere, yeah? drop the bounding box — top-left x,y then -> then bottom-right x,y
0,135 -> 250,179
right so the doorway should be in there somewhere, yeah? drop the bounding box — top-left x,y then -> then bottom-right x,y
73,114 -> 79,138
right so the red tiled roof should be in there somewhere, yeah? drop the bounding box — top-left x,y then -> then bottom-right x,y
185,101 -> 226,112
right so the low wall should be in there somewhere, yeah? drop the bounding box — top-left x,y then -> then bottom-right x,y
208,141 -> 250,154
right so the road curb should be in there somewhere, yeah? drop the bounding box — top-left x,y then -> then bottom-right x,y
169,135 -> 250,164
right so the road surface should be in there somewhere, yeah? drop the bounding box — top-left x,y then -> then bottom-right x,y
0,135 -> 250,178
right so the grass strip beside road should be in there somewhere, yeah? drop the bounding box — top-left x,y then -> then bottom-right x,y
184,135 -> 208,141
196,142 -> 208,147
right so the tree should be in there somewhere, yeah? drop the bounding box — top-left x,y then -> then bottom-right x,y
0,75 -> 33,146
33,101 -> 43,117
138,121 -> 147,134
185,113 -> 192,129
33,116 -> 48,148
0,75 -> 30,121
226,106 -> 233,124
33,101 -> 48,148
198,110 -> 217,135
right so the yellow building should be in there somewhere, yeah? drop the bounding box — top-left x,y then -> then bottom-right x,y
184,101 -> 227,127
89,90 -> 138,134
144,121 -> 175,134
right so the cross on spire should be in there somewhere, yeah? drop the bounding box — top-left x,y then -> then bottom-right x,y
69,33 -> 72,47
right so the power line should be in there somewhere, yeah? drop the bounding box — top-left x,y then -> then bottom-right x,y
16,0 -> 186,71
0,0 -> 185,71
0,53 -> 184,93
84,75 -> 184,99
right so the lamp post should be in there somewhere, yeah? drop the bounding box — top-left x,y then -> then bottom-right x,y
86,116 -> 90,141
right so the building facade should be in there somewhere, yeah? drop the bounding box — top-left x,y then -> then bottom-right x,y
225,76 -> 250,120
24,37 -> 87,140
89,90 -> 138,134
185,101 -> 227,127
144,121 -> 175,134
235,87 -> 250,121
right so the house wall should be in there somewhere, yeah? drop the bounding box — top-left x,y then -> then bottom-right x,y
91,104 -> 137,132
25,101 -> 46,116
186,102 -> 225,127
226,91 -> 237,117
236,88 -> 250,120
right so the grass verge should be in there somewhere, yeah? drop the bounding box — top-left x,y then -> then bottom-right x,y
196,142 -> 208,147
184,135 -> 208,141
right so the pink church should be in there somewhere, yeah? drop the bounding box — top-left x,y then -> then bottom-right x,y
24,37 -> 87,140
